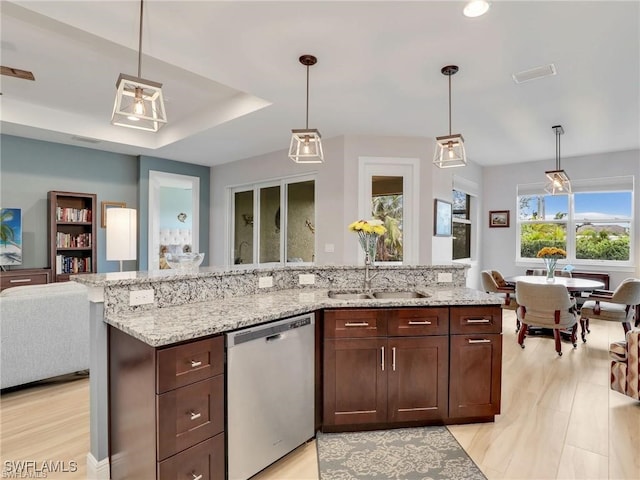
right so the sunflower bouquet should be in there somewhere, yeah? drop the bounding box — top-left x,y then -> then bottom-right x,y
348,219 -> 387,262
536,247 -> 567,280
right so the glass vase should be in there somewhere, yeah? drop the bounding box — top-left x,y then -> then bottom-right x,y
544,258 -> 557,282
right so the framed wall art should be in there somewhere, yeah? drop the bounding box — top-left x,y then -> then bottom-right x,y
101,201 -> 126,228
434,199 -> 452,237
489,210 -> 510,228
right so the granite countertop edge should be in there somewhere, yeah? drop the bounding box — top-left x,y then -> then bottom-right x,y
105,287 -> 503,348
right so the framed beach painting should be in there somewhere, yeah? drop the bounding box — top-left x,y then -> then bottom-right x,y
434,199 -> 452,237
0,208 -> 22,265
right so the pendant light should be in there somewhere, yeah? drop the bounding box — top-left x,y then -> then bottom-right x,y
289,54 -> 323,163
111,0 -> 167,132
545,125 -> 571,194
433,65 -> 467,168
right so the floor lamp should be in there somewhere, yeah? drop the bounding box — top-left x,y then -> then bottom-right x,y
106,208 -> 137,272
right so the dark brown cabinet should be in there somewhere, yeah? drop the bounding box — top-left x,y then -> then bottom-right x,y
109,328 -> 225,480
323,305 -> 502,431
449,306 -> 502,419
47,191 -> 96,282
323,307 -> 450,429
0,268 -> 51,291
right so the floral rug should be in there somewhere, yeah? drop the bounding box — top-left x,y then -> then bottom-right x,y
316,427 -> 486,480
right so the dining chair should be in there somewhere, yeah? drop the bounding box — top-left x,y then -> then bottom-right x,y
515,281 -> 579,356
579,278 -> 640,338
481,270 -> 520,331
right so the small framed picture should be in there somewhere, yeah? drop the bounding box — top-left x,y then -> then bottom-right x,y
489,210 -> 510,228
434,199 -> 452,237
101,201 -> 126,228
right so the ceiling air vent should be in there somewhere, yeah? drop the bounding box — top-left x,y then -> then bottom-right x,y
512,63 -> 556,84
1,66 -> 35,81
71,136 -> 101,144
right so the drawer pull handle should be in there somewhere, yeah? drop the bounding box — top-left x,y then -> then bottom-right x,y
190,360 -> 202,368
9,279 -> 32,283
345,322 -> 369,327
468,339 -> 491,344
192,473 -> 203,480
408,320 -> 432,325
190,411 -> 201,421
466,318 -> 490,324
381,346 -> 385,371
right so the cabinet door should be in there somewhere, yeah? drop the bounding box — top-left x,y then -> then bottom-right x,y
323,337 -> 387,426
449,334 -> 502,418
387,336 -> 448,422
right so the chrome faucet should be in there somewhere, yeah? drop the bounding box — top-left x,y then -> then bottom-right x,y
363,253 -> 378,292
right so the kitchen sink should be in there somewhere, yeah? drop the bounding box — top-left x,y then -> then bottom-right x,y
372,291 -> 428,299
327,291 -> 375,300
327,290 -> 429,300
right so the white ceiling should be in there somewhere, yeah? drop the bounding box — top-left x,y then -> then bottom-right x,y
1,1 -> 638,168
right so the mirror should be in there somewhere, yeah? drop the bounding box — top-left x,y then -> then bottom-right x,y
148,171 -> 200,270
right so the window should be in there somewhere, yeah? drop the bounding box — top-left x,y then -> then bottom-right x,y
452,190 -> 471,260
517,178 -> 633,265
372,176 -> 403,262
231,176 -> 315,266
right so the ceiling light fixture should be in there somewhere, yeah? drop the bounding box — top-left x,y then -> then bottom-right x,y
289,54 -> 323,164
463,0 -> 490,18
545,125 -> 571,195
111,0 -> 166,132
433,65 -> 467,168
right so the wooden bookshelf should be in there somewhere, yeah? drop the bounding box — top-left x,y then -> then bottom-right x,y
48,191 -> 97,282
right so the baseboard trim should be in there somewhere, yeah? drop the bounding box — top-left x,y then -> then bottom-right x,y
86,452 -> 110,480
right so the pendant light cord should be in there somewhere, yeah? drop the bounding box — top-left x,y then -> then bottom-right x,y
448,73 -> 452,135
556,128 -> 561,170
137,0 -> 144,78
305,64 -> 310,129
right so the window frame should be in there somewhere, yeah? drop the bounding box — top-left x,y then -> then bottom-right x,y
516,180 -> 634,269
452,189 -> 472,261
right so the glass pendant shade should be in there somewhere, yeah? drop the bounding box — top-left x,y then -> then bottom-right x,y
545,125 -> 570,194
544,169 -> 571,195
111,74 -> 167,132
433,134 -> 467,168
289,129 -> 324,163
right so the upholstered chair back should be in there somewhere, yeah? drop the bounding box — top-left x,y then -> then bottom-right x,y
611,278 -> 640,306
515,281 -> 576,329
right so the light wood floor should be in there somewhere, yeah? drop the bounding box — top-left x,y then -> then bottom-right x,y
1,312 -> 638,479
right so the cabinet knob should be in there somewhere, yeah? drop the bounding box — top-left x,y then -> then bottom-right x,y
408,320 -> 431,325
190,360 -> 202,368
345,322 -> 369,327
189,411 -> 201,421
192,473 -> 203,480
468,339 -> 491,344
466,318 -> 490,324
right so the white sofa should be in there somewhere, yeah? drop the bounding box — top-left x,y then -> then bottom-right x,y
0,281 -> 89,389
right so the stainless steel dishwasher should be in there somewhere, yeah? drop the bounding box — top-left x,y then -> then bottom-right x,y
226,313 -> 315,480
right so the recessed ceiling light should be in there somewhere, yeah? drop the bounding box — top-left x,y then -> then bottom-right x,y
512,64 -> 557,84
463,0 -> 490,18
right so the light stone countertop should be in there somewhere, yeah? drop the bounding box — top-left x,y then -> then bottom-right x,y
105,287 -> 502,347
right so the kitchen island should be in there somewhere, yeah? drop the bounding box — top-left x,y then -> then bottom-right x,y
74,264 -> 503,479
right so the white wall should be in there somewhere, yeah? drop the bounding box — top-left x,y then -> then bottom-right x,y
210,134 -> 485,271
482,149 -> 640,289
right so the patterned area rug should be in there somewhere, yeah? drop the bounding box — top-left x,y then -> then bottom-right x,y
316,427 -> 486,480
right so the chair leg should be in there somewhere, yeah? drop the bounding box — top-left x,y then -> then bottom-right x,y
623,322 -> 631,334
585,317 -> 590,333
579,318 -> 587,343
553,329 -> 562,356
571,324 -> 577,348
516,318 -> 521,332
517,323 -> 528,348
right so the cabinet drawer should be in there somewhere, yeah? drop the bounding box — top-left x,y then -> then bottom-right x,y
450,306 -> 502,335
157,376 -> 224,461
0,269 -> 50,291
158,433 -> 225,480
387,308 -> 449,336
157,336 -> 224,393
324,309 -> 386,338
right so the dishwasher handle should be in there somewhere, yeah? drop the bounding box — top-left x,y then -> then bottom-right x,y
266,333 -> 282,342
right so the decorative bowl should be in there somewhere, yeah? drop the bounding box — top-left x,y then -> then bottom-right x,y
164,252 -> 205,270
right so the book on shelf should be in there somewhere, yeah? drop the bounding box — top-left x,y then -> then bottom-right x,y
55,255 -> 92,275
55,206 -> 92,223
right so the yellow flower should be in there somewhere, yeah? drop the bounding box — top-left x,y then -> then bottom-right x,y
536,247 -> 567,258
348,219 -> 387,235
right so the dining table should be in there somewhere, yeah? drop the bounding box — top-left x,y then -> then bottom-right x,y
507,275 -> 605,293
